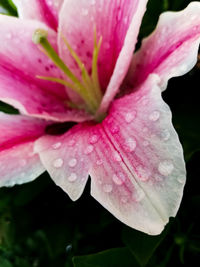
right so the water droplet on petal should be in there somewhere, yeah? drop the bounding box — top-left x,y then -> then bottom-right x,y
158,160 -> 174,176
53,158 -> 63,168
52,142 -> 62,149
68,158 -> 77,167
103,184 -> 113,193
124,111 -> 136,123
84,145 -> 94,155
161,129 -> 170,141
121,196 -> 128,203
149,111 -> 160,121
68,173 -> 77,182
134,189 -> 145,202
96,159 -> 103,165
178,175 -> 185,184
112,174 -> 123,185
113,151 -> 122,162
68,139 -> 75,147
89,134 -> 99,144
137,166 -> 151,181
124,138 -> 137,152
111,125 -> 120,134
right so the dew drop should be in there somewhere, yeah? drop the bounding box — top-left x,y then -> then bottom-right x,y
149,111 -> 160,121
112,174 -> 123,185
121,196 -> 128,203
161,129 -> 170,141
68,139 -> 75,147
111,125 -> 120,134
158,160 -> 174,176
89,134 -> 99,144
124,138 -> 137,152
178,176 -> 185,184
124,111 -> 136,123
96,159 -> 103,165
137,166 -> 151,182
84,145 -> 94,155
113,151 -> 122,162
103,184 -> 113,193
134,189 -> 145,202
53,158 -> 63,168
68,158 -> 77,167
68,173 -> 77,182
52,142 -> 62,149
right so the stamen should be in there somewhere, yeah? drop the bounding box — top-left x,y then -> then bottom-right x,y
33,28 -> 103,118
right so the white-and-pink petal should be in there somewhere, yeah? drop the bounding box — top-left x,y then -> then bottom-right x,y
35,123 -> 93,200
127,2 -> 200,91
0,15 -> 90,122
34,74 -> 186,235
0,113 -> 48,187
13,0 -> 64,31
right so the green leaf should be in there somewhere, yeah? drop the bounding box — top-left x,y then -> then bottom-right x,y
0,102 -> 19,114
122,225 -> 169,266
0,0 -> 17,16
72,247 -> 139,267
0,258 -> 13,267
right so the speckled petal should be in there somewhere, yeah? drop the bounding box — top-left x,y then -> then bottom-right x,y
13,0 -> 63,31
0,15 -> 90,122
127,2 -> 200,91
34,123 -> 93,201
0,113 -> 48,187
58,0 -> 147,103
98,74 -> 186,234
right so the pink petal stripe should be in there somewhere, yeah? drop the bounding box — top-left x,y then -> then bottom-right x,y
98,0 -> 148,114
0,113 -> 47,187
99,74 -> 186,234
35,123 -> 93,201
13,0 -> 64,31
127,2 -> 200,91
0,16 -> 90,122
58,0 -> 146,103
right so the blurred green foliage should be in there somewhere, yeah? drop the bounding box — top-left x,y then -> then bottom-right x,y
0,0 -> 200,266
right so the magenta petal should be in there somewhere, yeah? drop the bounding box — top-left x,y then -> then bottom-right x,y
0,16 -> 90,122
0,113 -> 48,187
13,0 -> 64,31
128,2 -> 200,90
35,123 -> 93,201
58,0 -> 147,102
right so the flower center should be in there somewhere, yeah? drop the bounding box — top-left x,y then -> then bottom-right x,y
32,28 -> 103,119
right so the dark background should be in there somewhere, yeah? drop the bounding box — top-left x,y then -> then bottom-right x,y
0,0 -> 200,266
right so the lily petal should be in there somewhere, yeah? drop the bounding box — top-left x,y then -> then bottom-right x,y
95,74 -> 185,234
0,113 -> 48,187
34,74 -> 186,235
13,0 -> 63,31
35,123 -> 93,201
0,15 -> 90,122
128,2 -> 200,91
58,0 -> 147,103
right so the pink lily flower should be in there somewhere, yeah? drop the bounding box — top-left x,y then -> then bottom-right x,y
0,0 -> 200,235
